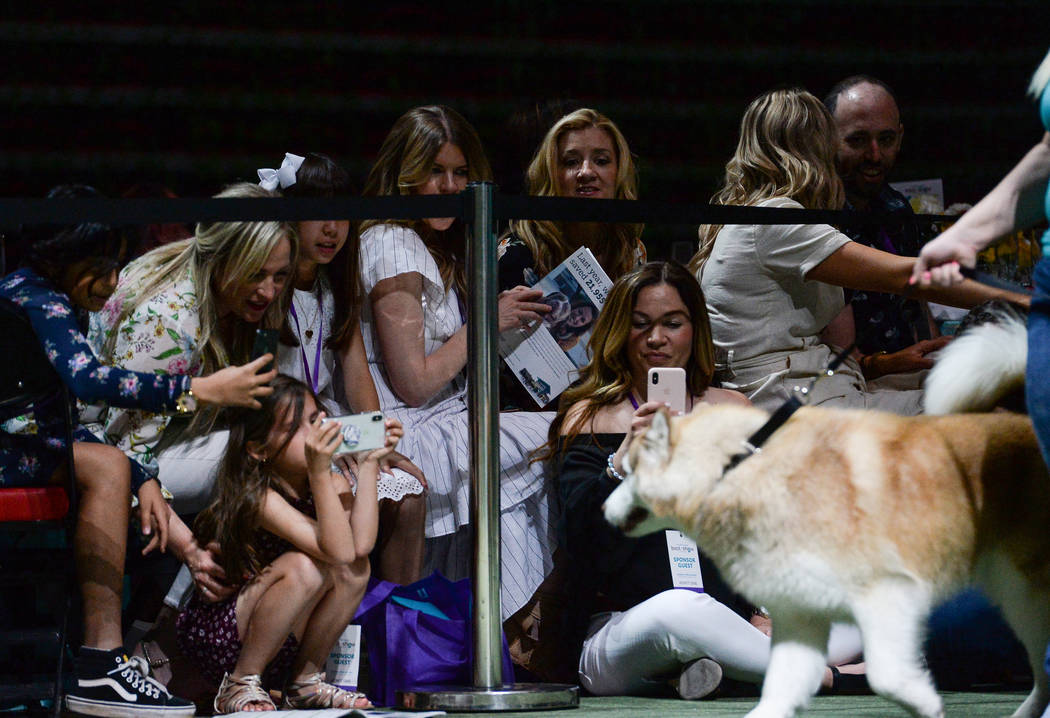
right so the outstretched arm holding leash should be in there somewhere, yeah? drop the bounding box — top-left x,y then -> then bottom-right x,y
911,132 -> 1050,288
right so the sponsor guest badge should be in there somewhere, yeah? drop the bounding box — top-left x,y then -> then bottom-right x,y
666,530 -> 704,592
325,624 -> 361,690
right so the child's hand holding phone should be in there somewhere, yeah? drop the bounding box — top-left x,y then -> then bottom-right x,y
305,411 -> 343,479
364,418 -> 403,464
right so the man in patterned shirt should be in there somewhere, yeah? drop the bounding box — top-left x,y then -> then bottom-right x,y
824,76 -> 947,378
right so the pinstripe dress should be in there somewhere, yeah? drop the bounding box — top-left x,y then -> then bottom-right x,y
359,224 -> 556,617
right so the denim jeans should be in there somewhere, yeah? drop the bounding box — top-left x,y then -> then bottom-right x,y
1028,257 -> 1050,469
1032,258 -> 1050,691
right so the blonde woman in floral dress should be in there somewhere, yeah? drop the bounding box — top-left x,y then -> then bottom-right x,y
88,183 -> 295,516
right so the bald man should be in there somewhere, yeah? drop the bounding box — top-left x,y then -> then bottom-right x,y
828,77 -> 906,210
823,76 -> 945,377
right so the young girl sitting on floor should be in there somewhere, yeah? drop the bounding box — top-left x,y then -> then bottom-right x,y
175,376 -> 402,713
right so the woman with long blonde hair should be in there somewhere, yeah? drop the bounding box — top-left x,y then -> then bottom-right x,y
692,87 -> 1028,413
358,105 -> 556,620
499,107 -> 645,290
88,182 -> 297,515
497,108 -> 645,409
1,184 -> 272,718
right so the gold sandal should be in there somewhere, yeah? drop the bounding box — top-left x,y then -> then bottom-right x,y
213,672 -> 275,714
281,671 -> 372,709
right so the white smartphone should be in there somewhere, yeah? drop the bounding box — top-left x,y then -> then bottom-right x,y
648,367 -> 687,414
324,411 -> 386,454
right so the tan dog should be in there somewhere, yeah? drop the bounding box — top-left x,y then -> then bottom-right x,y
604,400 -> 1050,718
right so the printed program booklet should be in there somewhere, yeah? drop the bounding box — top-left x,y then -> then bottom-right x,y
499,247 -> 612,407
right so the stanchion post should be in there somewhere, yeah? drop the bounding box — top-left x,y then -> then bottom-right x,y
465,181 -> 504,689
396,184 -> 578,711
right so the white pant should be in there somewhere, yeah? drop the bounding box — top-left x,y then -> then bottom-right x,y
154,430 -> 230,611
156,429 -> 230,515
579,589 -> 862,695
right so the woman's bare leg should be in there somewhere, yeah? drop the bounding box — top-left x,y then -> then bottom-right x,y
375,494 -> 425,585
71,442 -> 131,651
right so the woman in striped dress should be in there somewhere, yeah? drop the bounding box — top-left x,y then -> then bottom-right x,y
358,105 -> 556,618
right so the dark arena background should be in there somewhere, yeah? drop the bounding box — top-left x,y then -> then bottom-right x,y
3,4 -> 1050,717
3,1 -> 1048,252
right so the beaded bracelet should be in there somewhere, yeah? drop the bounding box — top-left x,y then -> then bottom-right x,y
606,452 -> 625,482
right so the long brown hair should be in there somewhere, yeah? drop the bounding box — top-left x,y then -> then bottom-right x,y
691,88 -> 844,275
360,105 -> 492,297
193,375 -> 316,581
504,108 -> 643,280
535,261 -> 715,464
281,152 -> 361,352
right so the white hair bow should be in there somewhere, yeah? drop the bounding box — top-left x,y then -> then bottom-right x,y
257,153 -> 306,191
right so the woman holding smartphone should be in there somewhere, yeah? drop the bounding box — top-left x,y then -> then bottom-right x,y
88,182 -> 295,518
538,262 -> 865,698
0,184 -> 273,717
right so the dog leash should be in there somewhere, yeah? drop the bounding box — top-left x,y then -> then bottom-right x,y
721,264 -> 1011,474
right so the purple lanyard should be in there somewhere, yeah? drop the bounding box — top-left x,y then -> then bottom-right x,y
455,290 -> 467,327
877,228 -> 897,254
628,392 -> 639,410
289,297 -> 323,394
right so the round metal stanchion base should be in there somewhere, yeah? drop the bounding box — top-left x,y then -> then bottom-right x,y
397,683 -> 579,712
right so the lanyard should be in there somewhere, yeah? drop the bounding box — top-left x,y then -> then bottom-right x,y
289,296 -> 323,394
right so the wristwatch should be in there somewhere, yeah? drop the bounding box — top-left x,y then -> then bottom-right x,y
176,386 -> 198,414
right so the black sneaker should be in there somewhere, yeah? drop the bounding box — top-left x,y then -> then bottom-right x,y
65,647 -> 195,717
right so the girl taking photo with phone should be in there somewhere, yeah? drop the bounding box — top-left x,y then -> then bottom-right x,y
177,376 -> 403,712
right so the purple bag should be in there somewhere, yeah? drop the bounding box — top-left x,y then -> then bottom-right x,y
353,572 -> 515,707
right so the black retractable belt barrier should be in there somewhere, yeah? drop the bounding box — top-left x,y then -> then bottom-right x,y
1,193 -> 946,236
0,195 -> 465,225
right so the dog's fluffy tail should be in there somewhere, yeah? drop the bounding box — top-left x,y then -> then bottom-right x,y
923,305 -> 1027,414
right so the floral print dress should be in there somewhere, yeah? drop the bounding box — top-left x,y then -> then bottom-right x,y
0,268 -> 191,489
85,266 -> 202,477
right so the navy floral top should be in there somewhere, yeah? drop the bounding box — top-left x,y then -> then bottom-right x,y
0,268 -> 191,490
